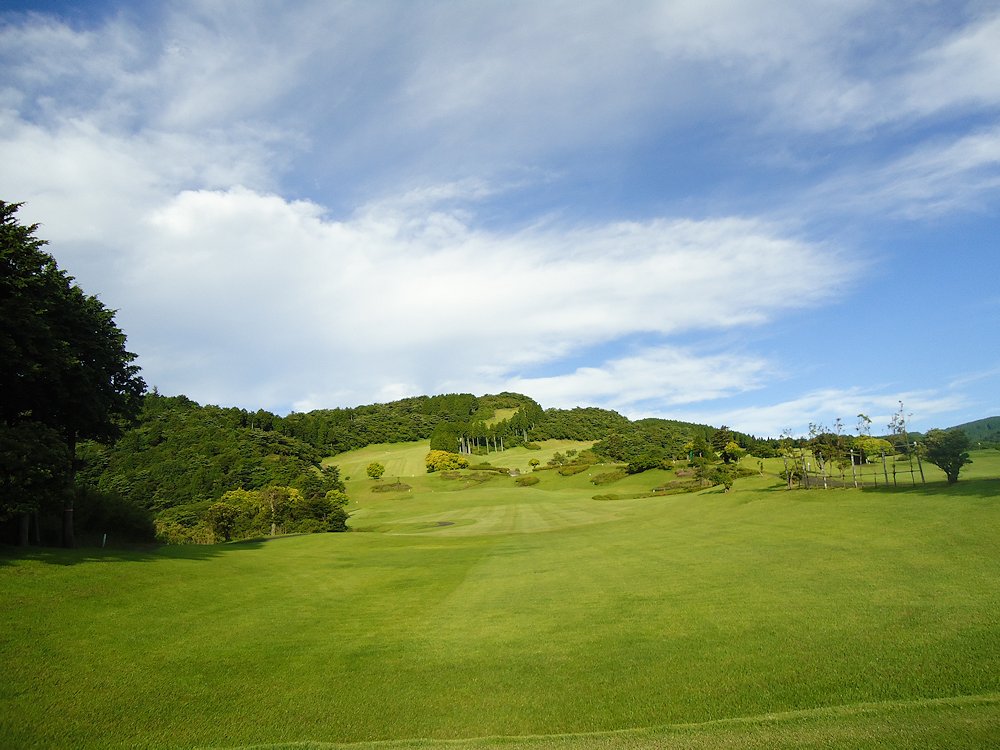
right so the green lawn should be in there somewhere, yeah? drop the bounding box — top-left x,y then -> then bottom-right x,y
2,451 -> 999,749
322,441 -> 433,480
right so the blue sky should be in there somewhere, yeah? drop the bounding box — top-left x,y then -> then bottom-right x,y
2,1 -> 998,436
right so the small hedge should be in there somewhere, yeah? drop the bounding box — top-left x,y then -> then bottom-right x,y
558,463 -> 590,476
515,475 -> 540,486
591,470 -> 626,485
438,470 -> 496,484
370,482 -> 411,493
467,463 -> 511,473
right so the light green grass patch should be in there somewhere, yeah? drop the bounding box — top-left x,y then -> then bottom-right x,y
484,408 -> 520,426
2,452 -> 998,749
324,441 -> 431,480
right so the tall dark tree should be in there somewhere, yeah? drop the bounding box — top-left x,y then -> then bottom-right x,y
0,422 -> 72,546
1,201 -> 146,546
710,425 -> 734,456
921,428 -> 972,485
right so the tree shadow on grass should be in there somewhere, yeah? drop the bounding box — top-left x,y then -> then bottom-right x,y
0,537 -> 268,568
860,477 -> 1000,500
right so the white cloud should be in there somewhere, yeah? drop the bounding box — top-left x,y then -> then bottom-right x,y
901,12 -> 1000,118
101,185 -> 848,411
666,388 -> 969,438
502,346 -> 772,412
2,2 -> 996,425
809,125 -> 1000,218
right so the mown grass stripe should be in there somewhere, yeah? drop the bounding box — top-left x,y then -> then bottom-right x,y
207,693 -> 1000,750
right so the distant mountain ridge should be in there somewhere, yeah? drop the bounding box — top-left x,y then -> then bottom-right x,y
947,416 -> 1000,446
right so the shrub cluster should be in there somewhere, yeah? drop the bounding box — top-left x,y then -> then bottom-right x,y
425,450 -> 470,473
154,487 -> 349,544
437,470 -> 496,483
370,482 -> 411,493
590,470 -> 626,485
73,487 -> 156,543
515,475 -> 540,486
466,463 -> 511,473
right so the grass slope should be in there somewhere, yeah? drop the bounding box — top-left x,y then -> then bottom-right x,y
322,441 -> 433,480
2,452 -> 998,749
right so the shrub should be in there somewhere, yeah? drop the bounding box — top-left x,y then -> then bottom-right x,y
547,452 -> 567,467
465,471 -> 496,483
370,482 -> 412,493
524,442 -> 542,451
154,519 -> 215,545
437,470 -> 494,483
558,463 -> 589,476
467,463 -> 510,473
701,465 -> 735,491
74,487 -> 155,543
515,475 -> 539,486
591,470 -> 626,485
592,493 -> 619,501
626,452 -> 666,474
425,450 -> 470,473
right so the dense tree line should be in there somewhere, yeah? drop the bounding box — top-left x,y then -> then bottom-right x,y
156,486 -> 349,544
70,393 -> 352,544
279,393 -> 480,453
1,202 -> 145,546
592,418 -> 715,471
78,393 -> 344,513
529,407 -> 631,441
423,393 -> 546,455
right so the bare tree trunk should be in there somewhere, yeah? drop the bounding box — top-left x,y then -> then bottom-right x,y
62,431 -> 77,548
18,512 -> 30,547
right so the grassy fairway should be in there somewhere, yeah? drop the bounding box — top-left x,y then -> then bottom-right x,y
2,452 -> 999,749
322,441 -> 433,479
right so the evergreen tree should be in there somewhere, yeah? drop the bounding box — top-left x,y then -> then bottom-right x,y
1,202 -> 146,545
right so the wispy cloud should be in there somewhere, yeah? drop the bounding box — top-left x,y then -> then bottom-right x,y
116,186 -> 850,411
1,1 -> 997,429
667,388 -> 970,438
502,345 -> 773,412
810,125 -> 1000,219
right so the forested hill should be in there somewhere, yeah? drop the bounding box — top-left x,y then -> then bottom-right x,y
281,392 -> 485,453
278,394 -> 726,456
78,391 -> 762,523
77,394 -> 344,513
947,416 -> 1000,447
